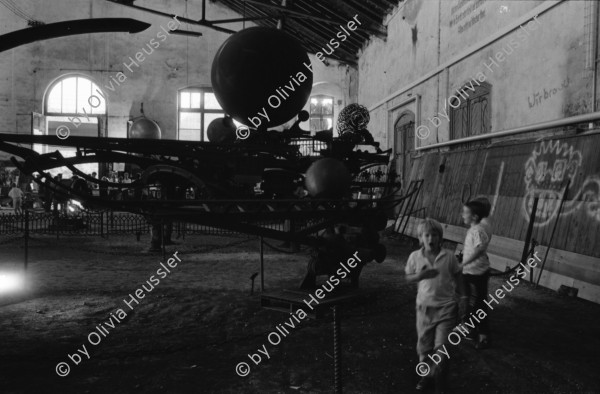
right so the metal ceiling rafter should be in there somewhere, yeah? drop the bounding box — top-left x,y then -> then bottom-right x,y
293,1 -> 368,47
226,0 -> 275,26
241,0 -> 351,26
209,15 -> 273,24
220,0 -> 275,30
284,17 -> 360,63
286,21 -> 358,64
328,0 -> 390,35
213,0 -> 399,64
255,0 -> 386,38
199,0 -> 267,28
360,0 -> 390,15
345,0 -> 389,28
105,0 -> 235,34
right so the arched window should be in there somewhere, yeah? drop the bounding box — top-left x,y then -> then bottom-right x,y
309,95 -> 334,132
45,75 -> 106,116
39,75 -> 107,177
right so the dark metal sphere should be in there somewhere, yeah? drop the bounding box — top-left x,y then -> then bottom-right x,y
129,117 -> 161,139
207,116 -> 236,143
305,158 -> 351,198
211,27 -> 313,128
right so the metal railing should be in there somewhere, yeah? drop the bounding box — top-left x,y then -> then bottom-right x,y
0,210 -> 242,237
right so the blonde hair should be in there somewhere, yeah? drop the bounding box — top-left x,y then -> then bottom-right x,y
416,218 -> 443,246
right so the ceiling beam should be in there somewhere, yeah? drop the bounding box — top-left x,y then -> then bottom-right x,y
242,0 -> 347,25
284,19 -> 358,64
171,29 -> 203,37
244,0 -> 386,37
105,0 -> 235,34
0,18 -> 150,52
294,2 -> 367,47
345,0 -> 389,28
328,0 -> 389,37
209,15 -> 273,24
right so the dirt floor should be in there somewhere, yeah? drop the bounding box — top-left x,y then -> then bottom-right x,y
0,232 -> 599,394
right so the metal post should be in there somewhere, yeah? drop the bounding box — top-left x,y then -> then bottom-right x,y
260,236 -> 264,292
54,203 -> 59,240
522,197 -> 538,282
333,305 -> 342,394
100,210 -> 104,238
536,181 -> 570,287
161,219 -> 166,261
24,209 -> 29,271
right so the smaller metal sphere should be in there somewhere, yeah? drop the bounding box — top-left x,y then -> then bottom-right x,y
129,118 -> 161,139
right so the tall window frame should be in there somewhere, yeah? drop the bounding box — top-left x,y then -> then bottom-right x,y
309,94 -> 334,132
449,82 -> 491,141
177,87 -> 224,141
41,74 -> 107,177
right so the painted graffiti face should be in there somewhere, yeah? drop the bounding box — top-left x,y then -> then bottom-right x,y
523,140 -> 600,226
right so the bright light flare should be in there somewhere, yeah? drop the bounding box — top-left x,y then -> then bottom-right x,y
67,199 -> 84,214
0,271 -> 25,294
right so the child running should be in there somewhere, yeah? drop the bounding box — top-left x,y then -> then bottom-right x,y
405,218 -> 465,392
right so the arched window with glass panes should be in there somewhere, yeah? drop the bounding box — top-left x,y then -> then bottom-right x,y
309,95 -> 334,132
41,74 -> 107,177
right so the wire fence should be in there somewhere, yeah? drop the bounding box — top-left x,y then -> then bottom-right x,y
0,210 -> 240,238
0,209 -> 323,239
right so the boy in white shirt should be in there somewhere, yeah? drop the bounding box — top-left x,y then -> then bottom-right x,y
460,200 -> 492,349
405,218 -> 465,392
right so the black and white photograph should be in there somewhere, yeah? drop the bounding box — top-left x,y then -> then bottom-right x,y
0,0 -> 599,393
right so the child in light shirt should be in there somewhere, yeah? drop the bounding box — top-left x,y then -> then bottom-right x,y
460,199 -> 492,349
405,218 -> 465,392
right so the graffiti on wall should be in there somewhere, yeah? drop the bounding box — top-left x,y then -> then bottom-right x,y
527,77 -> 571,109
523,140 -> 600,226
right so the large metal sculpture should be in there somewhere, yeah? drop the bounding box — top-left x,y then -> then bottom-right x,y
0,23 -> 413,287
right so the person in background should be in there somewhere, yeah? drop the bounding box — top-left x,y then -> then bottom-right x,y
108,172 -> 119,200
99,176 -> 109,199
473,196 -> 493,241
460,199 -> 492,349
8,183 -> 24,215
52,174 -> 63,213
41,178 -> 52,212
88,172 -> 99,190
